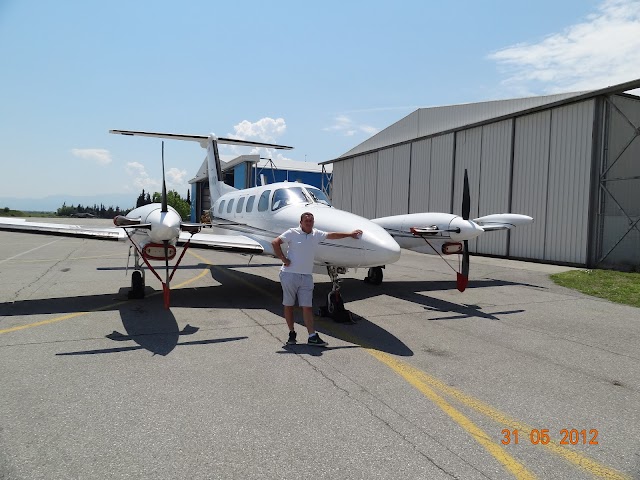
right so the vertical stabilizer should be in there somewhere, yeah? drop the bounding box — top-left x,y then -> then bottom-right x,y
206,135 -> 237,203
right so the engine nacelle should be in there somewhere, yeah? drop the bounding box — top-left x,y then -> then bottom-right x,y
143,243 -> 176,260
442,242 -> 463,255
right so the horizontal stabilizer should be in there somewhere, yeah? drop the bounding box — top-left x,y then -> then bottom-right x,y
110,130 -> 293,150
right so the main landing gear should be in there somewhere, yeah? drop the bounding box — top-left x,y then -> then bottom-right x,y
364,266 -> 384,285
319,266 -> 354,323
128,247 -> 146,299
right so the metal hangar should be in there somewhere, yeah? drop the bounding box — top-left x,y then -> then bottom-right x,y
321,78 -> 640,269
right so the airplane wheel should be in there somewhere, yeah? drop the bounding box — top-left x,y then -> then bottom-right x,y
366,267 -> 383,285
129,270 -> 145,299
327,291 -> 343,315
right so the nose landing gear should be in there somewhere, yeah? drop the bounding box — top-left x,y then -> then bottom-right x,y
128,249 -> 146,299
319,266 -> 354,323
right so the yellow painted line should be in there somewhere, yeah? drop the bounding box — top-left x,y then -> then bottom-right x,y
8,254 -> 124,264
0,266 -> 211,335
369,348 -> 536,479
323,323 -> 629,480
186,256 -> 534,478
157,253 -> 630,479
0,301 -> 128,334
405,368 -> 630,480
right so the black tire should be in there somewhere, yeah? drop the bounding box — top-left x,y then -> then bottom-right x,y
367,267 -> 383,285
129,271 -> 145,299
327,291 -> 343,314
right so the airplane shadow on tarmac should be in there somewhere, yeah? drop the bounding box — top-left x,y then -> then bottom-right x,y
0,262 -> 536,357
0,288 -> 248,357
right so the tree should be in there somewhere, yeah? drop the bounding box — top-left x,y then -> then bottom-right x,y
151,190 -> 190,220
56,202 -> 75,217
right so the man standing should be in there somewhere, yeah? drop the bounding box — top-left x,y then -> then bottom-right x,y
272,212 -> 362,347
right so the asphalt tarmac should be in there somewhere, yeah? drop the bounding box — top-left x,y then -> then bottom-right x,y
1,219 -> 638,479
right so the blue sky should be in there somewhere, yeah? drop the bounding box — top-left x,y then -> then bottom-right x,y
1,0 -> 639,204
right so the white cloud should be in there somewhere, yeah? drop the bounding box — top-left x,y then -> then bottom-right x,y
488,0 -> 640,95
230,117 -> 286,142
71,148 -> 112,165
323,115 -> 379,137
166,167 -> 188,192
221,117 -> 291,161
125,162 -> 160,191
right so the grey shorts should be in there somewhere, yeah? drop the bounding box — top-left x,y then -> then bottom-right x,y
279,271 -> 314,307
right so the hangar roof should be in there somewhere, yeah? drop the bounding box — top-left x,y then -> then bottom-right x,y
322,77 -> 640,164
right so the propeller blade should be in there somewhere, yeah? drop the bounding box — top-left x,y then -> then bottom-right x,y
462,169 -> 470,220
457,239 -> 470,292
114,215 -> 142,226
163,240 -> 170,309
180,222 -> 202,234
161,141 -> 168,213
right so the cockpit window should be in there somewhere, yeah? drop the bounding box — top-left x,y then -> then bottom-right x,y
306,187 -> 332,206
271,187 -> 308,211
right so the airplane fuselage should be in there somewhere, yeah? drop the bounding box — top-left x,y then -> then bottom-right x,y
209,181 -> 401,268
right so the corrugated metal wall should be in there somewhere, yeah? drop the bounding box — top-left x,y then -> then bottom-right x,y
391,144 -> 411,215
510,110 -> 551,260
544,101 -> 594,264
350,155 -> 367,217
409,139 -> 431,212
329,98 -> 612,266
429,134 -> 455,212
374,148 -> 393,217
477,120 -> 513,255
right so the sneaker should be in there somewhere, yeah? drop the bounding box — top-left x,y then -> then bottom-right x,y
286,331 -> 297,345
307,333 -> 328,347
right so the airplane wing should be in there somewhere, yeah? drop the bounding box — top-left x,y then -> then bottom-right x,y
472,214 -> 534,231
0,218 -> 127,241
178,231 -> 264,254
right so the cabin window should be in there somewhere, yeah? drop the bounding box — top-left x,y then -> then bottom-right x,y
226,199 -> 235,213
236,197 -> 245,213
218,200 -> 225,214
306,187 -> 332,206
257,190 -> 271,212
246,195 -> 255,212
271,187 -> 307,211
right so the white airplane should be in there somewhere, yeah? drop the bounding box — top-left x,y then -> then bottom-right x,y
0,129 -> 533,314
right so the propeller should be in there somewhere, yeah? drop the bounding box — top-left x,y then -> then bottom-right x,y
161,141 -> 170,308
161,141 -> 168,213
163,240 -> 171,309
457,169 -> 471,292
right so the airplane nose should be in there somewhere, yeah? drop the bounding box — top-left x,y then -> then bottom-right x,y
362,229 -> 401,266
147,209 -> 181,243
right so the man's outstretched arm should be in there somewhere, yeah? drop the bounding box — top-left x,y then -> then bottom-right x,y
326,229 -> 362,240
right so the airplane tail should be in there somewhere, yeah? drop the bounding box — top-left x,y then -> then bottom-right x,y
109,129 -> 294,205
205,135 -> 237,203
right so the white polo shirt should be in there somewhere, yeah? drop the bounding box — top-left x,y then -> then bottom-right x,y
279,227 -> 328,274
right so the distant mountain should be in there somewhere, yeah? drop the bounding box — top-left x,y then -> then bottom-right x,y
0,194 -> 136,212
